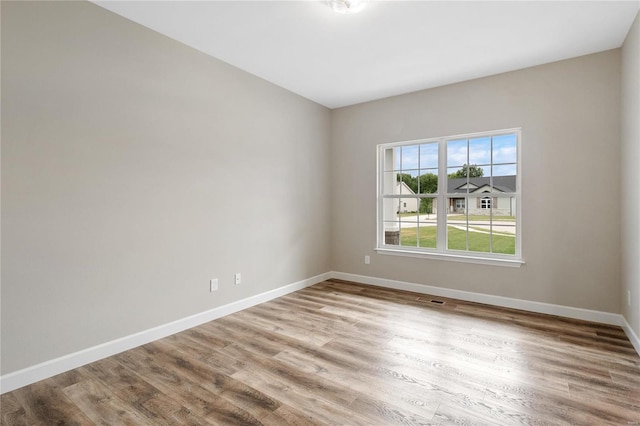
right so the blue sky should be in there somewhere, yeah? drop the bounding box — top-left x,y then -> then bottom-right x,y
391,133 -> 517,177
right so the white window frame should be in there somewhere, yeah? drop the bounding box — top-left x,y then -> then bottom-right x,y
376,128 -> 523,267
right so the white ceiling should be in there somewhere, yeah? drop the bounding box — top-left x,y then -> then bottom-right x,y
94,1 -> 639,109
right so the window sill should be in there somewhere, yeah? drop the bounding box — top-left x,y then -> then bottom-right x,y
375,247 -> 525,268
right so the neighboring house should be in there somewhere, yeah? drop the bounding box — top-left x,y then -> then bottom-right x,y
447,175 -> 516,216
396,181 -> 419,213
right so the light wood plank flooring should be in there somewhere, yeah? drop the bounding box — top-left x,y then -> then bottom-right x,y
2,279 -> 639,425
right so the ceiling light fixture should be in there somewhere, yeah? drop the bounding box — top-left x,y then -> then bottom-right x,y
330,0 -> 367,14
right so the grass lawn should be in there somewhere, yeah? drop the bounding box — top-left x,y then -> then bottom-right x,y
467,226 -> 514,237
400,226 -> 437,248
400,226 -> 515,254
448,227 -> 515,254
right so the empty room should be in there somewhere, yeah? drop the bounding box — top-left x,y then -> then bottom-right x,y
1,0 -> 639,424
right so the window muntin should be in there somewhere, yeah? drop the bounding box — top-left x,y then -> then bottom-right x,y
378,129 -> 520,262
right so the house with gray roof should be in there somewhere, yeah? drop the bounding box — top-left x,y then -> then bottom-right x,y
447,175 -> 516,216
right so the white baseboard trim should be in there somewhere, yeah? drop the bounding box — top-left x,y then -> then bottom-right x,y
333,272 -> 640,356
331,272 -> 640,356
3,270 -> 637,394
330,271 -> 625,327
621,317 -> 640,355
0,272 -> 331,395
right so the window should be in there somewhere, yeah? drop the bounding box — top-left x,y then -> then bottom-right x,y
377,129 -> 521,265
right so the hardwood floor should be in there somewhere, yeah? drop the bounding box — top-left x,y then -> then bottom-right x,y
2,279 -> 639,425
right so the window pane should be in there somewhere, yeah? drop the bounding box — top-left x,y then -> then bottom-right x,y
397,171 -> 419,195
401,226 -> 436,248
383,172 -> 398,195
448,213 -> 493,254
419,143 -> 438,169
493,204 -> 516,255
383,195 -> 401,246
399,222 -> 419,248
419,197 -> 436,216
418,170 -> 438,194
490,172 -> 517,195
383,221 -> 400,246
492,164 -> 517,177
416,224 -> 437,249
400,199 -> 419,217
447,210 -> 468,252
400,145 -> 419,170
386,195 -> 459,251
447,197 -> 466,215
450,137 -> 489,185
399,205 -> 436,249
383,198 -> 401,221
446,197 -> 516,254
399,228 -> 417,247
447,139 -> 467,167
468,136 -> 491,166
467,214 -> 491,253
383,147 -> 401,171
448,167 -> 469,196
454,163 -> 488,181
493,134 -> 517,164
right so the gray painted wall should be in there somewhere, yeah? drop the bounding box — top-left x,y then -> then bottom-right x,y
1,1 -> 331,374
330,50 -> 622,314
621,11 -> 640,337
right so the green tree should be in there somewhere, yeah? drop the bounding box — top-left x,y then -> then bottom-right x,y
448,164 -> 484,179
420,199 -> 433,214
397,173 -> 418,193
418,173 -> 438,193
397,172 -> 438,214
418,173 -> 437,214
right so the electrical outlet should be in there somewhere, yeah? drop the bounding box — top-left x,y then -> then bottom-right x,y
364,255 -> 370,265
629,290 -> 632,307
235,273 -> 241,285
210,278 -> 218,292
